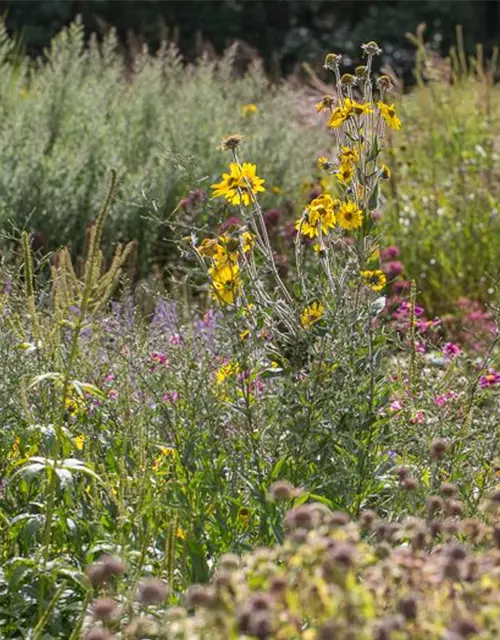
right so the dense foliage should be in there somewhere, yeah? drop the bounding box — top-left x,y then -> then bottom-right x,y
3,0 -> 499,78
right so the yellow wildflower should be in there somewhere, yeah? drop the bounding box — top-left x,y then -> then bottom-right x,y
241,103 -> 258,118
336,164 -> 354,185
211,162 -> 265,206
339,146 -> 359,165
196,237 -> 220,258
360,269 -> 387,291
343,97 -> 373,117
317,156 -> 332,171
272,185 -> 282,195
74,435 -> 85,451
240,329 -> 250,340
301,301 -> 325,328
377,101 -> 401,130
216,361 -> 239,384
327,105 -> 349,128
65,395 -> 85,417
316,95 -> 335,112
240,231 -> 255,253
337,202 -> 363,230
209,262 -> 241,305
176,527 -> 187,540
380,164 -> 391,179
295,194 -> 338,239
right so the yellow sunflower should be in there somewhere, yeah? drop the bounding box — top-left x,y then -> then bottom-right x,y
360,269 -> 387,291
336,163 -> 354,185
339,145 -> 359,165
211,163 -> 265,206
301,301 -> 325,328
209,263 -> 241,305
377,101 -> 401,130
337,202 -> 363,230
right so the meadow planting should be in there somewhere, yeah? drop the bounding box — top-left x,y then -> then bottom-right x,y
1,19 -> 500,639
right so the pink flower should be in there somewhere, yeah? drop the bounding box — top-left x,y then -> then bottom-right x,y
219,216 -> 241,233
383,261 -> 404,279
170,334 -> 182,346
389,400 -> 403,412
104,372 -> 115,383
162,391 -> 179,404
442,342 -> 461,359
150,351 -> 168,366
415,341 -> 426,354
380,245 -> 400,261
480,369 -> 500,388
410,410 -> 425,424
434,391 -> 459,407
108,389 -> 119,400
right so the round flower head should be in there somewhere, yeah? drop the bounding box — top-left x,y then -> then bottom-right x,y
301,301 -> 325,328
219,134 -> 245,151
336,164 -> 354,185
362,41 -> 382,56
241,104 -> 258,118
323,52 -> 342,71
360,269 -> 387,292
337,202 -> 363,230
211,162 -> 265,206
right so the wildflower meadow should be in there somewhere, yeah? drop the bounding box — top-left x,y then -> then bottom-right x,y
1,18 -> 500,640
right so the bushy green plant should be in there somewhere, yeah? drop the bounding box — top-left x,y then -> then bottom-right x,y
0,18 -> 323,275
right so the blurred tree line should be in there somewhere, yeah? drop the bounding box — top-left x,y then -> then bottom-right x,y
1,0 -> 499,78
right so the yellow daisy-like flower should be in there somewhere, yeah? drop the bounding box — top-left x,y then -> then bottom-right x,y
344,97 -> 373,117
240,231 -> 255,253
360,269 -> 387,291
327,105 -> 349,128
209,263 -> 241,305
196,237 -> 220,258
377,101 -> 401,130
211,162 -> 265,206
337,202 -> 363,230
74,434 -> 85,451
65,395 -> 86,417
295,194 -> 338,239
339,145 -> 359,165
316,95 -> 335,112
336,163 -> 354,185
216,361 -> 240,384
380,164 -> 391,179
176,526 -> 187,540
241,103 -> 258,118
301,301 -> 325,328
317,156 -> 329,169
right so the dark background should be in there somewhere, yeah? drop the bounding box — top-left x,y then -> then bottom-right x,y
1,1 -> 499,78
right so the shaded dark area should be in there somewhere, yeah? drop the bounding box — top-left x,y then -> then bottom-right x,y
1,0 -> 499,78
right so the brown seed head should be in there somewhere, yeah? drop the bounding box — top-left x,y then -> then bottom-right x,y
440,482 -> 458,497
219,134 -> 245,151
91,597 -> 120,621
430,437 -> 448,460
398,595 -> 418,620
376,75 -> 393,91
268,480 -> 296,502
220,553 -> 240,571
402,476 -> 418,491
137,578 -> 168,605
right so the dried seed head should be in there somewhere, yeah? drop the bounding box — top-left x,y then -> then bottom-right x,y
393,466 -> 409,480
440,482 -> 458,497
185,584 -> 214,609
324,53 -> 342,71
248,593 -> 273,611
328,511 -> 350,527
402,476 -> 418,491
91,597 -> 120,621
213,570 -> 234,591
137,578 -> 168,605
85,562 -> 106,588
100,555 -> 126,580
446,499 -> 463,517
443,560 -> 462,581
448,618 -> 479,637
411,528 -> 427,550
375,542 -> 392,559
362,41 -> 383,56
398,595 -> 418,621
290,527 -> 308,544
430,438 -> 448,460
269,575 -> 287,595
85,630 -> 115,640
165,607 -> 186,622
247,610 -> 273,639
125,616 -> 159,638
219,553 -> 240,571
461,518 -> 482,541
268,480 -> 296,502
219,134 -> 245,151
429,520 -> 442,538
376,75 -> 393,91
447,544 -> 467,561
359,509 -> 377,529
285,505 -> 317,530
426,495 -> 444,515
340,73 -> 355,86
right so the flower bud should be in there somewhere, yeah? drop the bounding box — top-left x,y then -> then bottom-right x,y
362,41 -> 383,56
324,53 -> 342,71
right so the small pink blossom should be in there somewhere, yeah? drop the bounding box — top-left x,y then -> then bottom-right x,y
104,372 -> 115,383
380,245 -> 400,261
410,410 -> 425,424
170,334 -> 182,345
389,400 -> 403,412
442,342 -> 461,359
162,391 -> 179,404
108,389 -> 119,400
480,369 -> 500,388
150,351 -> 169,368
